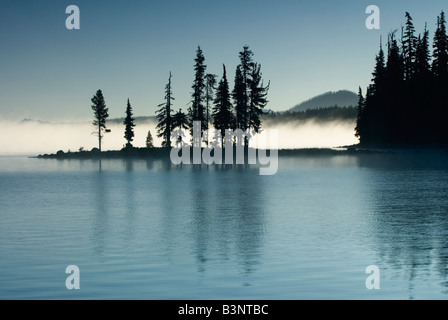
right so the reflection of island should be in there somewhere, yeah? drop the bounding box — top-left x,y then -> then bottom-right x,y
191,165 -> 266,276
358,153 -> 448,298
157,163 -> 267,278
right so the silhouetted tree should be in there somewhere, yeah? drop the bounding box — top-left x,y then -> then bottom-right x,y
123,98 -> 135,148
372,37 -> 386,91
213,65 -> 234,147
172,108 -> 189,131
91,89 -> 109,152
172,108 -> 189,147
189,46 -> 207,145
205,73 -> 217,138
402,12 -> 417,83
146,130 -> 154,148
432,11 -> 448,81
415,24 -> 432,79
384,31 -> 405,142
247,62 -> 269,134
414,24 -> 434,142
233,65 -> 246,131
156,72 -> 174,148
354,87 -> 365,139
432,11 -> 448,141
237,46 -> 254,132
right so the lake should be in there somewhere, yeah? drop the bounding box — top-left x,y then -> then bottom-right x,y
1,151 -> 448,300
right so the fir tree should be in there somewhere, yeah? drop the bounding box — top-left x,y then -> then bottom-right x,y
402,12 -> 417,83
123,98 -> 135,148
190,46 -> 207,145
432,11 -> 448,81
156,72 -> 174,148
232,65 -> 246,131
205,73 -> 217,133
385,31 -> 405,142
145,130 -> 154,148
372,37 -> 386,92
432,12 -> 448,141
172,108 -> 189,147
354,87 -> 365,139
212,65 -> 234,147
237,46 -> 254,130
415,24 -> 434,142
415,24 -> 432,79
91,89 -> 109,152
247,63 -> 269,134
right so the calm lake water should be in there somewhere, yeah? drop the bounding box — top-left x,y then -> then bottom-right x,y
1,151 -> 448,300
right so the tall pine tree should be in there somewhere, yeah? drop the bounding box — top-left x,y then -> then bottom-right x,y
189,46 -> 207,146
238,46 -> 254,131
233,65 -> 246,131
123,98 -> 136,148
205,73 -> 217,145
385,31 -> 405,143
402,12 -> 417,83
91,89 -> 109,152
432,11 -> 448,141
247,63 -> 269,134
432,11 -> 448,81
354,87 -> 365,139
156,72 -> 174,148
212,65 -> 234,147
414,24 -> 434,142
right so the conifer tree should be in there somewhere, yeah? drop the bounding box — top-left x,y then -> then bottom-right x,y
91,89 -> 109,152
172,108 -> 189,147
415,24 -> 432,80
146,130 -> 154,148
123,98 -> 136,148
238,46 -> 254,131
432,11 -> 448,81
372,38 -> 386,92
247,63 -> 269,134
354,87 -> 365,139
432,11 -> 448,142
205,74 -> 217,128
156,72 -> 174,148
212,65 -> 234,147
402,12 -> 417,83
189,46 -> 207,145
232,65 -> 246,131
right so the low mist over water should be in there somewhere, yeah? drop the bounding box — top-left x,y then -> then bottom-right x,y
0,119 -> 358,155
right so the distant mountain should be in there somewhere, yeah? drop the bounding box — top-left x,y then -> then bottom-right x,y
289,90 -> 357,112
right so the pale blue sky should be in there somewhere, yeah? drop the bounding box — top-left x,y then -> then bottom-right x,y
0,0 -> 446,121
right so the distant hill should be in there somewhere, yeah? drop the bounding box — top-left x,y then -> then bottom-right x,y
290,90 -> 357,112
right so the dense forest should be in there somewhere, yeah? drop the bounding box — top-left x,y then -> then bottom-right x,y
355,11 -> 448,146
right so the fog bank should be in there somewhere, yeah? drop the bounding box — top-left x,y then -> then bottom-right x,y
0,119 -> 358,155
